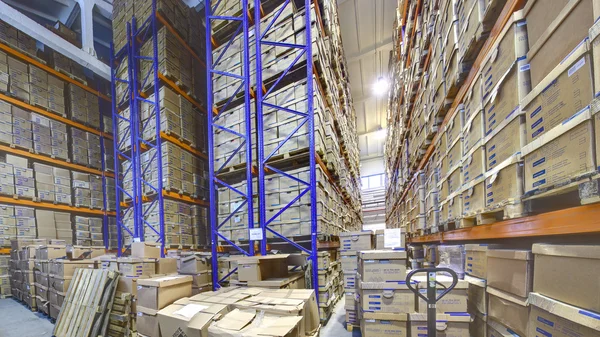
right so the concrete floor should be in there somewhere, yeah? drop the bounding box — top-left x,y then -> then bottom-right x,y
0,297 -> 357,337
0,299 -> 54,337
321,297 -> 360,337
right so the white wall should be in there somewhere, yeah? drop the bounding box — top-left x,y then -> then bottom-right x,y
361,157 -> 385,176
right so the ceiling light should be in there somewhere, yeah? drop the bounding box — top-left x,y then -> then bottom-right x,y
372,77 -> 389,96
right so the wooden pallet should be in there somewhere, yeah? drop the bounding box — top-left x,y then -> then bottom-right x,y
53,269 -> 119,337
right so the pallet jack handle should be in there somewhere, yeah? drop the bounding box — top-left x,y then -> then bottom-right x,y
405,267 -> 458,337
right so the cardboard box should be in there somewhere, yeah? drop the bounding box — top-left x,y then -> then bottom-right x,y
487,286 -> 529,337
409,313 -> 470,337
233,295 -> 311,336
417,277 -> 468,314
49,260 -> 95,277
466,275 -> 487,315
157,298 -> 229,337
484,112 -> 526,171
374,229 -> 385,249
525,0 -> 595,89
528,292 -> 600,337
358,250 -> 407,282
37,245 -> 67,260
339,231 -> 373,251
484,155 -> 524,211
156,258 -> 178,275
465,244 -> 488,278
236,255 -> 288,282
487,249 -> 533,298
471,311 -> 487,337
340,251 -> 357,272
137,306 -> 161,337
592,20 -> 600,97
246,271 -> 305,290
532,243 -> 600,313
522,41 -> 594,143
523,108 -> 594,194
486,318 -> 519,337
179,255 -> 210,274
137,275 -> 193,310
361,312 -> 408,337
208,308 -> 303,337
258,288 -> 320,335
132,241 -> 161,259
359,280 -> 415,313
118,257 -> 156,277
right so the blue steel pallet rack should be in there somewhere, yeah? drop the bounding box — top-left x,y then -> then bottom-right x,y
206,0 -> 320,297
111,0 -> 211,257
206,0 -> 256,286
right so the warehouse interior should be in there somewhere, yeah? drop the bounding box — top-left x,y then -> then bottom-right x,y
0,0 -> 599,336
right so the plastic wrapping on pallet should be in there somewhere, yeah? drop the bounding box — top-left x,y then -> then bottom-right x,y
437,245 -> 466,279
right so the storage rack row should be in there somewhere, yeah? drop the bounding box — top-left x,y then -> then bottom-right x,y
206,0 -> 362,307
0,32 -> 117,248
110,0 -> 210,257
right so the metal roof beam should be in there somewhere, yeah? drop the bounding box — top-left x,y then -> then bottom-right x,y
0,1 -> 110,79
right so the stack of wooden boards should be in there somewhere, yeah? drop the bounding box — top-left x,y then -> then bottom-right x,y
53,269 -> 120,337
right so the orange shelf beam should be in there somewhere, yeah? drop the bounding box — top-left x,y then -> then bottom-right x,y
160,132 -> 208,159
0,42 -> 111,102
0,248 -> 10,254
162,190 -> 210,207
0,195 -> 115,216
410,203 -> 600,243
0,144 -> 114,177
0,92 -> 113,140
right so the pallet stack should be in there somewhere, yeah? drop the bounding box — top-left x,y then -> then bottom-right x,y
112,0 -> 210,250
0,254 -> 9,298
316,250 -> 342,324
210,0 -> 362,253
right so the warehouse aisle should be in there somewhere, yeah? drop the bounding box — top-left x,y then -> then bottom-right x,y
321,298 -> 358,337
0,299 -> 54,336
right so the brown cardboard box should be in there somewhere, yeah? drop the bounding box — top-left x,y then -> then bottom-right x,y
522,109 -> 595,194
339,231 -> 373,251
70,246 -> 105,259
137,306 -> 161,337
465,244 -> 488,278
157,298 -> 229,337
208,308 -> 303,337
246,271 -> 305,289
471,311 -> 487,337
487,249 -> 533,298
486,318 -> 519,337
484,112 -> 526,171
236,255 -> 288,282
361,312 -> 408,337
409,313 -> 470,337
484,155 -> 524,212
525,0 -> 595,89
528,292 -> 600,337
49,259 -> 96,277
179,255 -> 210,274
258,289 -> 319,335
359,280 -> 415,313
466,275 -> 487,316
487,286 -> 529,337
137,275 -> 192,310
532,244 -> 600,313
462,177 -> 486,217
591,20 -> 600,97
37,245 -> 67,260
155,258 -> 178,275
233,295 -> 310,336
118,257 -> 156,277
374,229 -> 385,249
417,277 -> 468,314
522,41 -> 594,143
132,242 -> 161,259
340,251 -> 357,272
358,250 -> 407,283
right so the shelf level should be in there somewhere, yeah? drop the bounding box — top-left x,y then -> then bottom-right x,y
0,144 -> 114,178
0,92 -> 113,140
156,12 -> 206,67
0,41 -> 111,102
410,203 -> 600,243
0,195 -> 116,216
157,73 -> 207,114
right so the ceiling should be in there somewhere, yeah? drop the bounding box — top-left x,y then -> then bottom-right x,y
337,0 -> 396,160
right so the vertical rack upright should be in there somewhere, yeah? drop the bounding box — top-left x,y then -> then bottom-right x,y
111,22 -> 140,256
131,5 -> 167,256
206,0 -> 256,289
254,0 -> 318,293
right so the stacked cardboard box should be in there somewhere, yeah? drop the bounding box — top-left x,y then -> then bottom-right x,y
339,230 -> 373,327
72,172 -> 104,209
7,56 -> 29,102
315,250 -> 342,323
486,249 -> 533,336
34,243 -> 66,316
11,104 -> 33,150
191,204 -> 208,247
178,253 -> 212,295
47,49 -> 85,83
0,205 -> 35,246
48,256 -> 97,318
33,163 -> 71,205
0,20 -> 18,52
0,51 -> 8,92
73,216 -> 103,246
464,243 -> 489,336
70,128 -> 102,170
142,199 -> 194,247
67,83 -> 100,129
358,249 -> 410,337
9,239 -> 48,310
0,254 -> 9,298
31,112 -> 69,160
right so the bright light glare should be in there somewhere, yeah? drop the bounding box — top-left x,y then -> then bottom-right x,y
372,77 -> 389,96
375,128 -> 387,139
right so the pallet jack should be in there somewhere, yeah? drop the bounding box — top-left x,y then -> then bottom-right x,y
406,268 -> 458,337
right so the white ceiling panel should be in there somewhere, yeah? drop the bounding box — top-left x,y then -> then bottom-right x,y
338,0 -> 396,159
